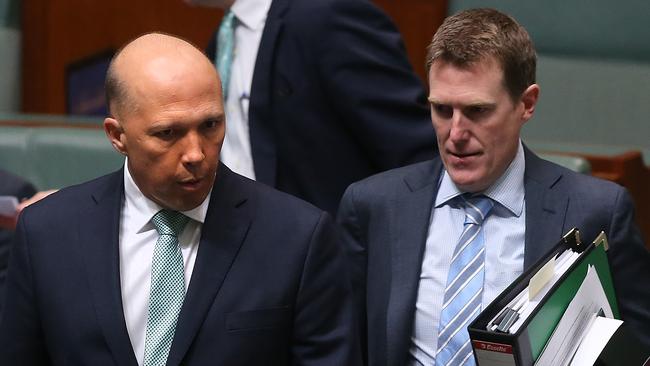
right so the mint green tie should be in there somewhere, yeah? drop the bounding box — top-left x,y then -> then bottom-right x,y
215,10 -> 236,100
143,210 -> 190,366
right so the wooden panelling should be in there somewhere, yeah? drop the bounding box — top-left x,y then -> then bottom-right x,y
373,0 -> 447,82
21,0 -> 447,114
588,152 -> 650,248
21,0 -> 223,114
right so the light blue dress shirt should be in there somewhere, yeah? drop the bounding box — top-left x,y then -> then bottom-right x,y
408,141 -> 527,365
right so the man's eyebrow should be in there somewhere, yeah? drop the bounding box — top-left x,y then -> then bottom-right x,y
427,98 -> 496,108
464,102 -> 496,108
149,121 -> 177,129
204,114 -> 225,122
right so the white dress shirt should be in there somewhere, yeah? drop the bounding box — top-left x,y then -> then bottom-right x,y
219,0 -> 272,180
408,141 -> 527,365
119,161 -> 211,365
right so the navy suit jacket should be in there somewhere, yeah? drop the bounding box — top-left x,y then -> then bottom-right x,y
337,147 -> 650,365
0,169 -> 36,316
0,165 -> 360,365
206,0 -> 436,215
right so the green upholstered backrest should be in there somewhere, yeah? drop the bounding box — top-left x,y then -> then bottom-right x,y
525,54 -> 650,160
537,152 -> 591,175
447,1 -> 650,60
0,124 -> 123,190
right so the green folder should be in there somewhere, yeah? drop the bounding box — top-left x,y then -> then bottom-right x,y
468,229 -> 618,366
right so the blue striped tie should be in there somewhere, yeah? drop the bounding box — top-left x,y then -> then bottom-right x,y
436,195 -> 494,366
143,210 -> 190,366
215,10 -> 236,100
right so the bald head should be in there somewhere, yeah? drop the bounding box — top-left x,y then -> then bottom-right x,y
105,32 -> 221,118
103,32 -> 226,211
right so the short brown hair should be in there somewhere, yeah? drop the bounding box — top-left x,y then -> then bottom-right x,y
426,8 -> 536,100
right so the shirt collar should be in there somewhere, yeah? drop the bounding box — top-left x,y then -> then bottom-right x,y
123,158 -> 212,233
230,0 -> 272,31
435,140 -> 526,217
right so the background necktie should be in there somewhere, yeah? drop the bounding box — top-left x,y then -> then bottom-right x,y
436,195 -> 494,366
143,210 -> 190,366
215,10 -> 235,101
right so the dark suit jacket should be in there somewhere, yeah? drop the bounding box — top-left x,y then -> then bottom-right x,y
206,0 -> 435,215
0,169 -> 36,315
0,165 -> 360,365
337,147 -> 650,365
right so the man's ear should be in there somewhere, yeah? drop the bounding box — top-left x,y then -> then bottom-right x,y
104,117 -> 127,155
520,83 -> 540,123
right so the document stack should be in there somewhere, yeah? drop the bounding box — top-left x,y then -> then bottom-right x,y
468,229 -> 649,366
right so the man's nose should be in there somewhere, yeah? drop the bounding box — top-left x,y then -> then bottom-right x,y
449,112 -> 470,143
181,133 -> 206,166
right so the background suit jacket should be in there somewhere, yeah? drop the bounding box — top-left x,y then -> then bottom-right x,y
0,164 -> 360,365
0,169 -> 36,316
337,147 -> 650,365
206,0 -> 436,215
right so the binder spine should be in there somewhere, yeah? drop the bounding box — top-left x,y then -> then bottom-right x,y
472,340 -> 516,366
470,328 -> 533,366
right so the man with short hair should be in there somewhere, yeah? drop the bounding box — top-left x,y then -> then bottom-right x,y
0,32 -> 360,365
338,8 -> 650,365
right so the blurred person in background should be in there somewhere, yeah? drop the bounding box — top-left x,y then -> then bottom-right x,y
186,0 -> 436,215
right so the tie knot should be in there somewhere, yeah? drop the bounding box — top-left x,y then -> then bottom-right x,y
461,194 -> 494,225
152,210 -> 190,237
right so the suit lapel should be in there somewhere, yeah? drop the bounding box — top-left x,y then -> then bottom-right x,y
386,160 -> 441,365
381,150 -> 571,362
167,165 -> 252,365
523,148 -> 570,269
248,0 -> 289,185
80,169 -> 139,366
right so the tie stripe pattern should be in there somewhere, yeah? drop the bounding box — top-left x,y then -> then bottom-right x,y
215,10 -> 236,100
436,195 -> 494,366
143,210 -> 190,366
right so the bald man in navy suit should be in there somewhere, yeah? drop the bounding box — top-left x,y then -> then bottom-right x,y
0,33 -> 360,366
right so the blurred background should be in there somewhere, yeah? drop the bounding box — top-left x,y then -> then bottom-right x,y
1,0 -> 649,244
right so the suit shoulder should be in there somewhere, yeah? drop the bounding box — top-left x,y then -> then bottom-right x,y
541,158 -> 625,196
283,0 -> 393,34
232,172 -> 326,221
530,157 -> 630,216
287,0 -> 361,15
21,171 -> 120,217
346,160 -> 436,199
